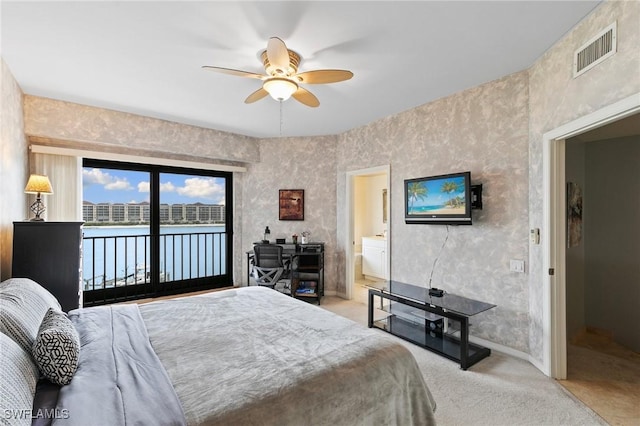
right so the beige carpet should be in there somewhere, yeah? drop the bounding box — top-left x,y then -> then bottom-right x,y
320,296 -> 607,426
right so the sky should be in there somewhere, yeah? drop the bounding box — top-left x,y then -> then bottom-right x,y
82,168 -> 226,205
411,176 -> 466,207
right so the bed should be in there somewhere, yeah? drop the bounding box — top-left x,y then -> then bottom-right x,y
0,278 -> 436,425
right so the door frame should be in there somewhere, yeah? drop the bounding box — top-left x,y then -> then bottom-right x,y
542,92 -> 640,378
345,165 -> 391,300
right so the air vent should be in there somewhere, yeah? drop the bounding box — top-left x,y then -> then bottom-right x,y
573,22 -> 617,78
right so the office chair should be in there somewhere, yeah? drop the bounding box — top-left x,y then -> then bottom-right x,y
251,244 -> 291,294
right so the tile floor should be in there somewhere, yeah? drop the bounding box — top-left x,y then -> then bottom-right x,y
560,331 -> 640,425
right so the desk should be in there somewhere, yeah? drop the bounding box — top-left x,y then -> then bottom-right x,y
246,242 -> 324,304
367,280 -> 496,370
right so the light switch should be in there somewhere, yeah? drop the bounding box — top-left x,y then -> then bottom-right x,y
510,259 -> 525,273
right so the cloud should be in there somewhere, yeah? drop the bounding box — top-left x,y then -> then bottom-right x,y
83,168 -> 133,191
139,181 -> 177,196
83,168 -> 112,185
160,182 -> 176,193
105,179 -> 133,191
176,177 -> 225,201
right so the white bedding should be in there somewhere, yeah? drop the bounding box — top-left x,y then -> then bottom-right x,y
139,286 -> 437,425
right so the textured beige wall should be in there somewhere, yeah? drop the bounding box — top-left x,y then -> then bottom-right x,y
0,59 -> 28,281
242,136 -> 338,290
336,71 -> 531,352
528,0 -> 640,362
24,96 -> 260,165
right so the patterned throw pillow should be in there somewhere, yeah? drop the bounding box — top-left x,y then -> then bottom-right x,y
32,308 -> 80,386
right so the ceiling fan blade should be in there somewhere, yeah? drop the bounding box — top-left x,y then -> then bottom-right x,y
267,37 -> 290,74
202,66 -> 264,80
244,87 -> 269,104
295,69 -> 354,84
292,87 -> 320,108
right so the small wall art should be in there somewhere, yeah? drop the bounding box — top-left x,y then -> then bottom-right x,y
279,189 -> 304,221
382,189 -> 388,223
567,182 -> 583,248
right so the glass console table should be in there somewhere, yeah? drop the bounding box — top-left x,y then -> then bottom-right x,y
367,280 -> 496,370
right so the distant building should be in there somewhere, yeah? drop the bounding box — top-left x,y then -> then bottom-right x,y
82,201 -> 225,224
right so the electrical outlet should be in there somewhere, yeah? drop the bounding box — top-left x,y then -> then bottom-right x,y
510,259 -> 525,273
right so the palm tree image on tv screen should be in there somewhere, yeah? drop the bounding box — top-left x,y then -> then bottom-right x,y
405,171 -> 472,225
407,177 -> 466,215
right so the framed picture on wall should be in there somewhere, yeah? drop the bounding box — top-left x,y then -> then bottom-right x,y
567,182 -> 583,248
279,189 -> 304,220
382,189 -> 388,223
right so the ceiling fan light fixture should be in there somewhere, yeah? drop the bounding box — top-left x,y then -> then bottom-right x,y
204,37 -> 351,107
263,78 -> 298,101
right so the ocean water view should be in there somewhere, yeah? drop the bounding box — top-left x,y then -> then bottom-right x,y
410,205 -> 448,212
83,224 -> 227,289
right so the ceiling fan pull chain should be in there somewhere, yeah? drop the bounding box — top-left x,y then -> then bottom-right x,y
279,100 -> 283,137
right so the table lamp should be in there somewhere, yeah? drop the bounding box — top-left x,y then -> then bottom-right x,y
24,174 -> 53,221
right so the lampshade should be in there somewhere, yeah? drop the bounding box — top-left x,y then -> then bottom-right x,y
263,78 -> 298,101
24,174 -> 53,195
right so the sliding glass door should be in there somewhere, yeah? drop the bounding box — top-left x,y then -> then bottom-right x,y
156,172 -> 229,294
82,160 -> 232,306
82,167 -> 153,302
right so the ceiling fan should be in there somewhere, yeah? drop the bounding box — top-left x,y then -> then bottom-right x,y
202,37 -> 353,108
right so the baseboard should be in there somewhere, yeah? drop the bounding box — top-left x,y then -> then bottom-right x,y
585,326 -> 614,340
469,335 -> 548,374
528,354 -> 546,374
469,335 -> 530,362
324,290 -> 338,297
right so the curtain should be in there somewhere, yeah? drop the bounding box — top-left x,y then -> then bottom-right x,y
29,152 -> 82,221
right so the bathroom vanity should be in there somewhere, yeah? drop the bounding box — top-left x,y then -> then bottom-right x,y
362,236 -> 387,279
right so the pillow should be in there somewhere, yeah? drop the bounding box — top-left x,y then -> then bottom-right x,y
32,308 -> 80,386
0,331 -> 40,426
0,278 -> 61,354
0,278 -> 61,308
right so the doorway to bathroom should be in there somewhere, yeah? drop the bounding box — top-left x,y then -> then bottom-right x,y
345,165 -> 390,304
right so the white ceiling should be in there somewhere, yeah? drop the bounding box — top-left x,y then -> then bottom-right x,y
1,1 -> 601,139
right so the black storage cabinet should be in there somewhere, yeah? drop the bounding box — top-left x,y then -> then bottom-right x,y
12,221 -> 83,312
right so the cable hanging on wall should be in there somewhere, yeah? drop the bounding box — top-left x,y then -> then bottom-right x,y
428,225 -> 450,292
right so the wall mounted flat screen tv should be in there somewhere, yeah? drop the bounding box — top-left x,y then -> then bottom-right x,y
405,171 -> 472,225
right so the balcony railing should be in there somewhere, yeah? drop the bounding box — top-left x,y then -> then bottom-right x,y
83,230 -> 227,293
